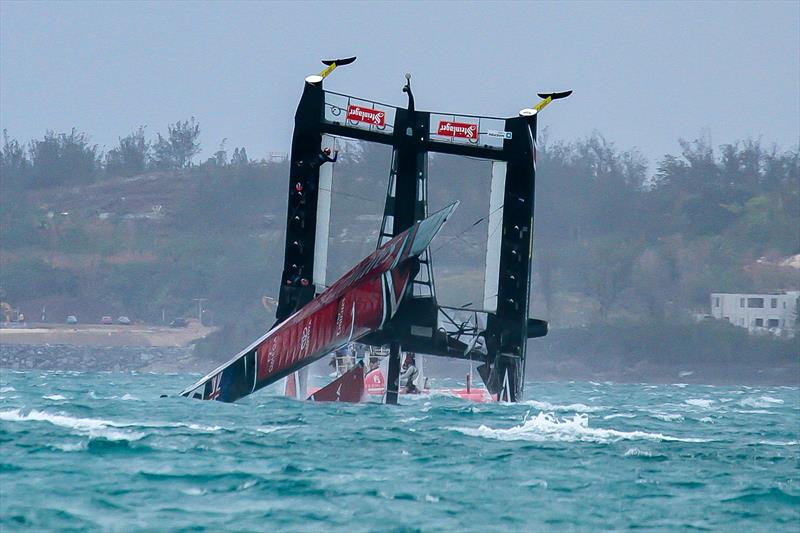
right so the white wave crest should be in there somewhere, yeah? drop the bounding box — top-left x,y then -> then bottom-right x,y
738,396 -> 785,409
758,440 -> 798,447
255,424 -> 299,435
183,423 -> 222,432
651,413 -> 684,422
603,413 -> 636,420
43,394 -> 67,401
0,409 -> 224,439
0,386 -> 16,393
685,399 -> 715,408
522,479 -> 548,489
256,426 -> 282,434
448,412 -> 709,444
52,441 -> 87,452
120,393 -> 138,401
523,400 -> 605,413
624,447 -> 652,457
0,409 -> 144,441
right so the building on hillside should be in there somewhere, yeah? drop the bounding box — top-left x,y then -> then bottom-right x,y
710,291 -> 799,337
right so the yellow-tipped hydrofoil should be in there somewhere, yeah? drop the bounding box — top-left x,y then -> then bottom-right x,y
305,56 -> 357,84
520,90 -> 572,116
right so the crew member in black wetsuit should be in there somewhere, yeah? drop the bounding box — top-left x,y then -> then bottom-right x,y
293,147 -> 338,198
315,147 -> 338,167
296,147 -> 338,173
400,353 -> 419,394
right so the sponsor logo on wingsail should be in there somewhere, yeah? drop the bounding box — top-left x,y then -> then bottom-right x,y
300,321 -> 312,355
335,299 -> 346,336
487,129 -> 512,140
347,105 -> 386,126
437,121 -> 478,139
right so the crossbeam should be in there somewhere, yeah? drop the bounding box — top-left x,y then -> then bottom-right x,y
275,67 -> 568,402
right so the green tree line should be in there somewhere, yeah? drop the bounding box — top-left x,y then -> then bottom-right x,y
0,122 -> 797,365
533,134 -> 798,322
0,118 -> 254,190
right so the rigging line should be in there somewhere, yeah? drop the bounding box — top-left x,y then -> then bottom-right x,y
429,203 -> 503,255
432,229 -> 479,254
487,203 -> 505,218
317,186 -> 383,206
472,202 -> 506,247
484,215 -> 504,242
430,218 -> 485,254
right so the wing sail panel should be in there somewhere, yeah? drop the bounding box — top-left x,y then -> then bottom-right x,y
179,203 -> 457,403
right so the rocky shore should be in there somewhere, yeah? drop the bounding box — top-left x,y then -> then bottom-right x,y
0,344 -> 208,373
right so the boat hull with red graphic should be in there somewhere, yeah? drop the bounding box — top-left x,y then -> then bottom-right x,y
308,366 -> 492,403
363,377 -> 492,403
308,363 -> 365,402
179,203 -> 457,403
362,361 -> 492,402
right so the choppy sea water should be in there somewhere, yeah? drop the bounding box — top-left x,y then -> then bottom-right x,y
0,370 -> 798,532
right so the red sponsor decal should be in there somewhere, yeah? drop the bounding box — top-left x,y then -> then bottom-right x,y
437,121 -> 478,139
347,105 -> 385,126
365,368 -> 386,395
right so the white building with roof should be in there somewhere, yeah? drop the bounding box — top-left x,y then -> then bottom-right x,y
710,291 -> 799,337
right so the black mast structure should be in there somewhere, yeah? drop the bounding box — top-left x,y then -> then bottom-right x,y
276,57 -> 569,403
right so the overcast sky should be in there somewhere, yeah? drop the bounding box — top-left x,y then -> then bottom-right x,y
1,1 -> 798,168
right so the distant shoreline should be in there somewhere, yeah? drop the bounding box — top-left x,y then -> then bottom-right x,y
0,343 -> 205,373
0,321 -> 216,348
2,343 -> 797,388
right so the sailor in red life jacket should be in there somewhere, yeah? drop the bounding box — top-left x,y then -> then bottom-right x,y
400,353 -> 419,394
293,148 -> 338,198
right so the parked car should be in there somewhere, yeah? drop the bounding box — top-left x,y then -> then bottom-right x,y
101,316 -> 113,325
169,318 -> 188,328
117,316 -> 131,325
66,315 -> 78,325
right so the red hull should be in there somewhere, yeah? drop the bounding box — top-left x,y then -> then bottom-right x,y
308,364 -> 365,402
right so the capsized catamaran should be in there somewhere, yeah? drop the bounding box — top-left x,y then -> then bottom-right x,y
179,203 -> 457,402
180,55 -> 569,404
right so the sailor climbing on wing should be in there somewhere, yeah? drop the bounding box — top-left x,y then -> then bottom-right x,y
317,147 -> 338,166
400,353 -> 419,394
296,147 -> 338,172
292,147 -> 338,198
